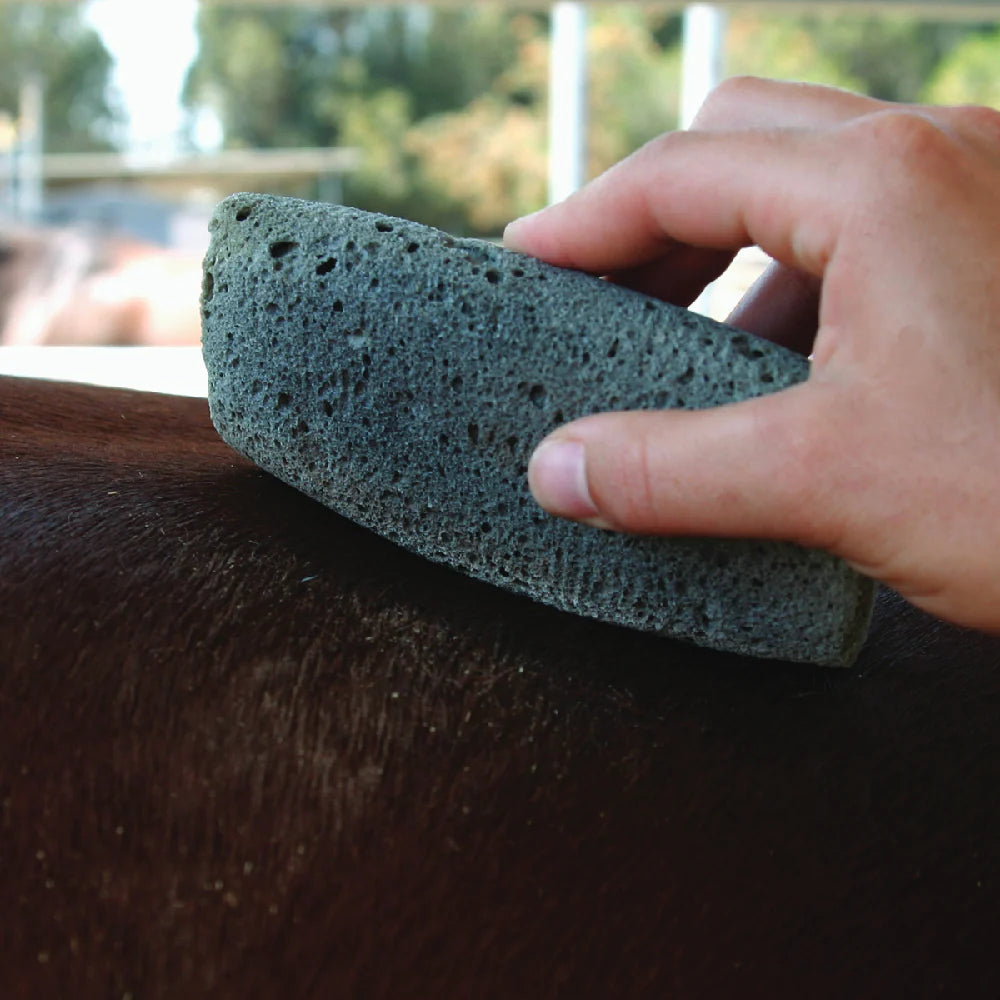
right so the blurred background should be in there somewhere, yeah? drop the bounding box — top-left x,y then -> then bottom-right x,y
1,0 -> 999,395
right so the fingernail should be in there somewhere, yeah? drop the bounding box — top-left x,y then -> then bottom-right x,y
528,438 -> 604,524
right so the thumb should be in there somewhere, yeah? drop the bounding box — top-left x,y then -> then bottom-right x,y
527,385 -> 841,551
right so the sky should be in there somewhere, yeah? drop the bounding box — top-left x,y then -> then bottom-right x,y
86,0 -> 219,155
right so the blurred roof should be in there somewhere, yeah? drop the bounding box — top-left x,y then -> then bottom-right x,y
41,148 -> 362,187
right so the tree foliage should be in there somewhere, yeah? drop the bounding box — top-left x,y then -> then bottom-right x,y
725,12 -> 997,101
183,5 -> 1000,234
796,15 -> 992,103
924,27 -> 1000,107
725,14 -> 861,91
184,7 -> 682,234
183,8 -> 530,151
0,2 -> 119,153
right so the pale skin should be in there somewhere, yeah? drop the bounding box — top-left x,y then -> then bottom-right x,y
503,77 -> 1000,633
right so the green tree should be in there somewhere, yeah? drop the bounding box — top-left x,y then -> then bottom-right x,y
184,7 -> 682,233
183,7 -> 541,228
725,13 -> 862,91
923,27 -> 1000,108
587,9 -> 682,167
408,9 -> 682,231
183,8 -> 346,150
185,6 -> 998,234
183,7 -> 534,151
725,12 -> 995,103
798,15 -> 991,103
0,2 -> 119,153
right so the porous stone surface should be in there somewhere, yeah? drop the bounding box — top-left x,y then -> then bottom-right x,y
202,193 -> 875,666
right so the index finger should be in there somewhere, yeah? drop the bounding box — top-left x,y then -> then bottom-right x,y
689,76 -> 885,133
503,77 -> 889,282
503,125 -> 846,280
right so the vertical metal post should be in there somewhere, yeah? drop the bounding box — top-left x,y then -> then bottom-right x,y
548,1 -> 587,206
681,5 -> 726,315
16,75 -> 45,222
318,172 -> 344,207
0,112 -> 16,219
680,4 -> 726,129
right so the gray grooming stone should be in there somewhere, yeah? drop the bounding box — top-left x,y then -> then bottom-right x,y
201,193 -> 875,666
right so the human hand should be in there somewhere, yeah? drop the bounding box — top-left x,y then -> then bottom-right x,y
504,77 -> 1000,632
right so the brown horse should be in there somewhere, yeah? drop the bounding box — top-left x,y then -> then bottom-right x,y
1,374 -> 997,998
0,225 -> 202,346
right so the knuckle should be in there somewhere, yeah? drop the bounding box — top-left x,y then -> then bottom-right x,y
860,107 -> 946,150
944,103 -> 1000,145
642,129 -> 682,159
853,109 -> 957,180
839,109 -> 966,219
692,75 -> 765,128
